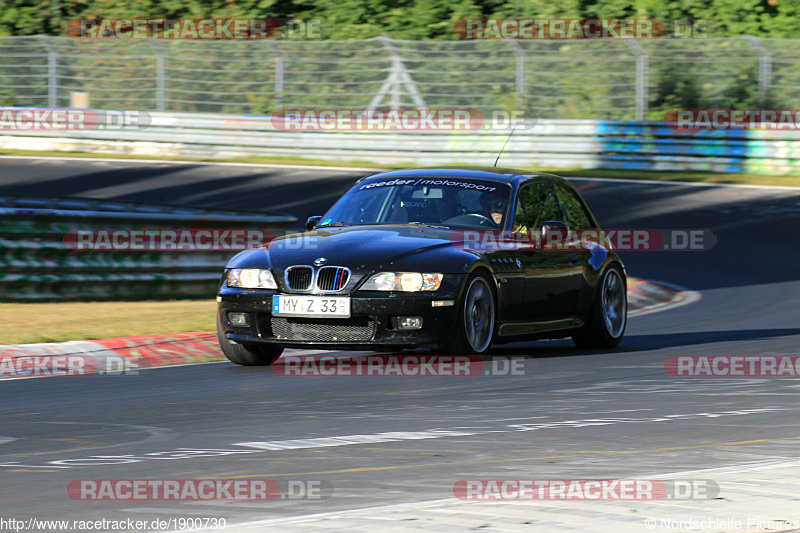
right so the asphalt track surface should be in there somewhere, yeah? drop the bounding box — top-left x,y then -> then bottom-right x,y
1,157 -> 799,531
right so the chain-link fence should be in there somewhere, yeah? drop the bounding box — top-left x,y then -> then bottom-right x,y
1,35 -> 799,120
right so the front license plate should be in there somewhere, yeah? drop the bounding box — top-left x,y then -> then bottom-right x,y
272,295 -> 350,318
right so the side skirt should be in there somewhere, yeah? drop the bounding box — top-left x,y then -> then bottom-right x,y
498,317 -> 584,337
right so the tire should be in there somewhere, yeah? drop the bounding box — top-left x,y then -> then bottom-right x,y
217,315 -> 283,366
572,265 -> 627,349
442,271 -> 496,355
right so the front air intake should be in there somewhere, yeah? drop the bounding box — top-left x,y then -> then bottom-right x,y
316,266 -> 350,291
286,266 -> 313,290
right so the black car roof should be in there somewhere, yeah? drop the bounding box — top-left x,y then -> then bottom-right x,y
360,166 -> 569,186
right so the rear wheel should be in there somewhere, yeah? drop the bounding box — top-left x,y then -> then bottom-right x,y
217,316 -> 283,365
572,265 -> 626,349
442,271 -> 496,355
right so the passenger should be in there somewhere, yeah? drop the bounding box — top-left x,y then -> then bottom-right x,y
479,193 -> 506,226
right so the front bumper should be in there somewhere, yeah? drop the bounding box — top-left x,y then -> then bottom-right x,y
218,288 -> 461,350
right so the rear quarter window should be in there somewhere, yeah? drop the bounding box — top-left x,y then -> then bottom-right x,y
554,184 -> 593,230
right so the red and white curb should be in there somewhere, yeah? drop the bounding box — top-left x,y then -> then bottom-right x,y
0,332 -> 219,380
628,278 -> 700,317
0,279 -> 696,380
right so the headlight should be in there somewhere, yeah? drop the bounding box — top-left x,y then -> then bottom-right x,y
227,268 -> 277,289
361,272 -> 443,292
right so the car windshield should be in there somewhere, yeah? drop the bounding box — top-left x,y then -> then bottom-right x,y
320,176 -> 512,229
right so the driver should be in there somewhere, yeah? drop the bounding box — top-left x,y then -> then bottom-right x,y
479,193 -> 506,226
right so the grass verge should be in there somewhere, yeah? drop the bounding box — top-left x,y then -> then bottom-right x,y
1,148 -> 798,187
0,300 -> 216,345
0,148 -> 381,170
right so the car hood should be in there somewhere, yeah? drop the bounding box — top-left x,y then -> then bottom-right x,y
264,225 -> 455,271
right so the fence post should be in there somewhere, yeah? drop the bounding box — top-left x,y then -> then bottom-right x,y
147,41 -> 166,112
508,41 -> 526,112
625,40 -> 648,121
269,42 -> 285,110
744,36 -> 772,107
36,36 -> 58,108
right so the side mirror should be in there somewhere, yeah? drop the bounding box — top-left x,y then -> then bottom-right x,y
540,220 -> 568,249
306,216 -> 323,231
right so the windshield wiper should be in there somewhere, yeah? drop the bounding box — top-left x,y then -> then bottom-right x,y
317,221 -> 352,228
406,222 -> 450,229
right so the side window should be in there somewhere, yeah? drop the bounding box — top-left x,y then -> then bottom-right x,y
511,198 -> 529,234
519,183 -> 561,231
554,184 -> 593,230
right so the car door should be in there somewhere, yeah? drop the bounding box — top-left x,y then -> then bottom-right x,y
552,182 -> 600,316
468,189 -> 527,322
517,182 -> 583,321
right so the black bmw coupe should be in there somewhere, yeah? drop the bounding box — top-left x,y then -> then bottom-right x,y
216,167 -> 627,365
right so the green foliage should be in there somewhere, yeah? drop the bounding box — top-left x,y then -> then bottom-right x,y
0,88 -> 17,105
1,0 -> 798,38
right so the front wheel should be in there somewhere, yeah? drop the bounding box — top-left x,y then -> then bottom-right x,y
572,265 -> 627,349
442,271 -> 496,355
217,316 -> 283,365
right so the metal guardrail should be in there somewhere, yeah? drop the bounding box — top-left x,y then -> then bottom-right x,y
1,112 -> 798,174
0,196 -> 297,300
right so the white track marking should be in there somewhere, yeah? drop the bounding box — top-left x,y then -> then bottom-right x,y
646,458 -> 800,478
234,429 -> 476,451
4,409 -> 781,470
167,458 -> 800,532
